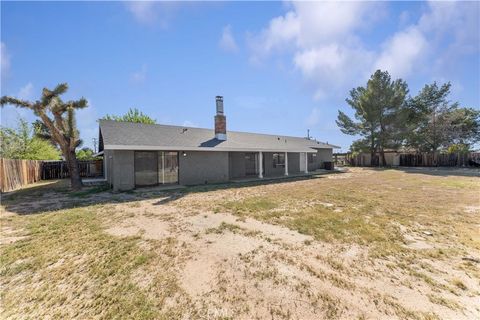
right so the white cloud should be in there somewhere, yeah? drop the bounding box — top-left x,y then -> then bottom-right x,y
419,1 -> 468,34
373,1 -> 478,79
17,82 -> 34,100
295,44 -> 374,79
249,2 -> 382,58
294,46 -> 342,76
126,2 -> 158,25
1,42 -> 10,78
249,1 -> 383,97
219,25 -> 238,53
131,64 -> 147,83
292,42 -> 375,98
249,11 -> 300,59
292,1 -> 383,47
419,1 -> 479,73
125,1 -> 179,27
374,27 -> 428,78
249,1 -> 479,100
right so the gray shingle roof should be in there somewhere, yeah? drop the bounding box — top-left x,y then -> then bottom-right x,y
99,120 -> 339,153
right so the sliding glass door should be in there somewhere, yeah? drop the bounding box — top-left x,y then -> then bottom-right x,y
135,151 -> 179,187
135,151 -> 158,187
158,151 -> 179,185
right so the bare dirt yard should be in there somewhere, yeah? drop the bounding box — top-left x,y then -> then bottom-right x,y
1,167 -> 479,319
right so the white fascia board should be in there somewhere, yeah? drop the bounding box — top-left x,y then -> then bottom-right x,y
103,144 -> 319,153
309,146 -> 339,150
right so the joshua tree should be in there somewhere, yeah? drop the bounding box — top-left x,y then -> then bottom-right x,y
1,83 -> 87,190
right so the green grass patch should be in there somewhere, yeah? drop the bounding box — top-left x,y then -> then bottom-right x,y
223,197 -> 278,214
287,206 -> 393,243
0,207 -> 188,319
206,222 -> 242,234
222,196 -> 404,255
68,184 -> 111,198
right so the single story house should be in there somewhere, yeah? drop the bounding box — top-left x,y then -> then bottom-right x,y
97,96 -> 339,191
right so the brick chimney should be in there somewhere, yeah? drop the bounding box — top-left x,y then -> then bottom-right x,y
214,96 -> 227,140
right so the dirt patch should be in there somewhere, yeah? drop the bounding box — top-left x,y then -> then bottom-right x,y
402,233 -> 435,250
464,205 -> 480,214
0,226 -> 27,245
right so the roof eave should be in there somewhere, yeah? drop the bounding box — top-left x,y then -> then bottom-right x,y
104,144 -> 318,153
311,145 -> 341,149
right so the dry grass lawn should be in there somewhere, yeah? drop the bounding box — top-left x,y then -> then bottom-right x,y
1,167 -> 479,319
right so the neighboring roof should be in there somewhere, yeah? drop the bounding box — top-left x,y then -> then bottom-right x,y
99,120 -> 340,153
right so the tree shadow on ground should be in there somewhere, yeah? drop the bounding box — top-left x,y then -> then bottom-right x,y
1,173 -> 335,216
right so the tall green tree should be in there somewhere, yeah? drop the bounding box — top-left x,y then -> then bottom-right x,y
336,70 -> 408,165
102,108 -> 156,124
76,147 -> 98,160
0,118 -> 60,160
1,83 -> 88,190
349,138 -> 371,153
405,82 -> 455,152
443,107 -> 480,148
406,82 -> 479,152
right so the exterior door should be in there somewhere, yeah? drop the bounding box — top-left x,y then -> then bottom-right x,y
135,151 -> 158,187
299,152 -> 306,172
159,151 -> 179,184
245,153 -> 257,176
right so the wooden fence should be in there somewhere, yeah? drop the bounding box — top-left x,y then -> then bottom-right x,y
1,159 -> 104,192
334,152 -> 480,168
399,152 -> 480,167
333,153 -> 381,167
0,159 -> 43,192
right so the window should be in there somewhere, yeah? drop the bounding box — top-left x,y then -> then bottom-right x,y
273,153 -> 285,168
308,153 -> 317,163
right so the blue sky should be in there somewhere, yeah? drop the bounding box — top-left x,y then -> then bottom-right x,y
1,1 -> 479,152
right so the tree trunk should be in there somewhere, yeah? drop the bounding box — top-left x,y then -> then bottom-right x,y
370,135 -> 376,166
379,122 -> 387,167
66,149 -> 83,190
380,148 -> 387,167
